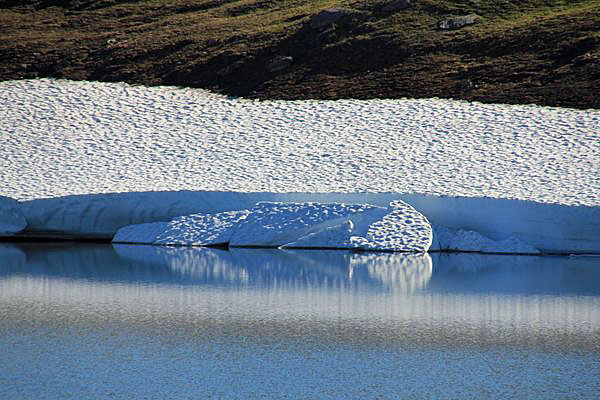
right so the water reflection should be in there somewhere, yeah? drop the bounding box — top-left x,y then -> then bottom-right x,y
2,243 -> 598,296
0,243 -> 599,352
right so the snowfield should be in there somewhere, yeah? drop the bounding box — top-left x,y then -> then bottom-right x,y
1,79 -> 599,253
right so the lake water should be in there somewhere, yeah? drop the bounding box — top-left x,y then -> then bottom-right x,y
1,243 -> 598,399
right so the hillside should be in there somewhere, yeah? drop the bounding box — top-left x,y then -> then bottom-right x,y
1,0 -> 599,108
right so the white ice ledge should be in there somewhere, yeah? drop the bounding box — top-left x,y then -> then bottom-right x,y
113,201 -> 433,253
12,191 -> 600,254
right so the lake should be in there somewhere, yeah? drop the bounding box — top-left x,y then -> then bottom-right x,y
1,243 -> 598,399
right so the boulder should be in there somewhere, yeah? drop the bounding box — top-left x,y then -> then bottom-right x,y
266,55 -> 293,72
381,0 -> 411,12
438,14 -> 479,30
309,8 -> 350,29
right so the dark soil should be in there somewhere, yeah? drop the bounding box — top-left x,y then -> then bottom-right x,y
1,0 -> 599,109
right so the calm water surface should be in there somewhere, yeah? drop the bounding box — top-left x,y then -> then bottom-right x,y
1,243 -> 598,399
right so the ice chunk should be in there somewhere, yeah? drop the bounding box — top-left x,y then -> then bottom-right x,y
155,210 -> 249,245
275,200 -> 433,252
230,202 -> 385,247
0,195 -> 26,234
360,200 -> 432,252
113,222 -> 170,244
282,221 -> 356,249
431,225 -> 540,254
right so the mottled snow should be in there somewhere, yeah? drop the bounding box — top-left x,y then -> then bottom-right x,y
361,200 -> 432,252
284,221 -> 356,249
114,201 -> 432,252
229,202 -> 384,247
156,210 -> 249,245
1,79 -> 598,206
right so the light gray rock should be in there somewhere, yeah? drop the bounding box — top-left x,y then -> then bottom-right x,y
266,55 -> 293,72
310,8 -> 350,29
438,14 -> 479,30
381,0 -> 411,12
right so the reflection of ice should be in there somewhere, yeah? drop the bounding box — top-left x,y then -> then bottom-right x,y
113,244 -> 432,290
1,244 -> 599,352
350,252 -> 432,291
113,244 -> 248,285
429,252 -> 600,295
0,243 -> 26,269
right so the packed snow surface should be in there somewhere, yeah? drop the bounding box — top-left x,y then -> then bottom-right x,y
113,201 -> 433,252
2,79 -> 599,253
1,79 -> 598,205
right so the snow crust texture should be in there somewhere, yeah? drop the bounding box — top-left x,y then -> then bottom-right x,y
1,79 -> 598,206
113,201 -> 433,252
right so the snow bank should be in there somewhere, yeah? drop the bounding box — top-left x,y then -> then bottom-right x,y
0,196 -> 26,234
114,200 -> 433,252
17,190 -> 599,254
1,79 -> 598,253
2,79 -> 597,206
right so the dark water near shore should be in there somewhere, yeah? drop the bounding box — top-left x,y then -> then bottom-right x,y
1,243 -> 599,399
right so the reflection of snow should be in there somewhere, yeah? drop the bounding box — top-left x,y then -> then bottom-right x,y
351,253 -> 432,292
0,243 -> 26,268
159,247 -> 249,284
113,244 -> 249,285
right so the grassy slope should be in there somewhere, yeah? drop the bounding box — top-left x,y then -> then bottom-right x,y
1,0 -> 599,108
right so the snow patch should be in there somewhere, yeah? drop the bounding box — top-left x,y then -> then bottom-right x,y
1,79 -> 597,207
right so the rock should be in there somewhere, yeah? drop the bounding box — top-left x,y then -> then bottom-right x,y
266,55 -> 293,72
381,0 -> 411,12
216,59 -> 244,76
438,14 -> 479,30
309,8 -> 350,29
457,79 -> 475,92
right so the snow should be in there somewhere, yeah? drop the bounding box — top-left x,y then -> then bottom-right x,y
360,200 -> 432,252
1,79 -> 597,205
229,202 -> 385,247
431,226 -> 540,254
114,201 -> 432,252
18,191 -> 600,254
0,196 -> 26,234
1,78 -> 599,253
111,222 -> 170,244
156,210 -> 249,245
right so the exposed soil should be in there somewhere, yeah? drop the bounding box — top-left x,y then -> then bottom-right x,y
1,0 -> 599,108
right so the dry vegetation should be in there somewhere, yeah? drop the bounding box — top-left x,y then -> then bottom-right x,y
1,0 -> 599,108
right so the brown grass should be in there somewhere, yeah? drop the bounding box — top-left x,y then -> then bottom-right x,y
1,0 -> 599,108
